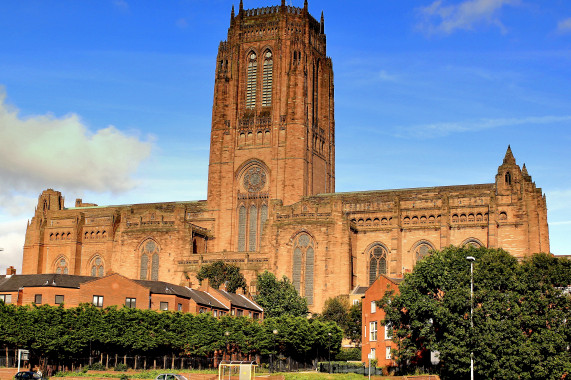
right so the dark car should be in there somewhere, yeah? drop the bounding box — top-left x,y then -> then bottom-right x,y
14,372 -> 43,380
154,374 -> 188,380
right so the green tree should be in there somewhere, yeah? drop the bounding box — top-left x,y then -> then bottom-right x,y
196,260 -> 247,293
346,301 -> 362,344
381,246 -> 571,379
321,296 -> 349,330
253,271 -> 308,318
319,296 -> 362,344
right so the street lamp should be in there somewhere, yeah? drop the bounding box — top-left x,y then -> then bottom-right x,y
466,256 -> 475,380
271,329 -> 278,373
328,332 -> 332,374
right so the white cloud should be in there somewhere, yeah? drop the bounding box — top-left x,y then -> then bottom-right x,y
393,115 -> 571,139
0,218 -> 27,274
0,88 -> 152,211
557,18 -> 571,34
417,0 -> 519,35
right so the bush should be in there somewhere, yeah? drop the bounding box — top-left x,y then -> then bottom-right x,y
114,363 -> 128,372
119,374 -> 129,380
87,363 -> 106,371
335,347 -> 361,361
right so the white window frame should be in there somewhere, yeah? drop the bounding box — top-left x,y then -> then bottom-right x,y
370,348 -> 376,360
384,322 -> 393,340
93,295 -> 103,307
0,294 -> 12,304
369,321 -> 378,341
386,346 -> 392,360
371,300 -> 376,313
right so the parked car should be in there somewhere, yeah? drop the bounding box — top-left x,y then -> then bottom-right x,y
154,374 -> 188,380
14,372 -> 43,380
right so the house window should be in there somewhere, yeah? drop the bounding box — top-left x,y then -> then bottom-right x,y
34,294 -> 42,304
125,298 -> 136,308
160,302 -> 169,311
178,303 -> 182,311
369,348 -> 376,360
0,294 -> 12,304
386,346 -> 392,360
384,323 -> 393,340
371,301 -> 376,313
93,295 -> 103,307
368,244 -> 388,285
253,312 -> 259,320
370,321 -> 378,341
55,295 -> 64,305
213,310 -> 218,317
237,309 -> 243,316
353,299 -> 360,305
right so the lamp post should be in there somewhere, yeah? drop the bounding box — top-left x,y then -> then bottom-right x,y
271,329 -> 278,373
224,331 -> 230,362
466,256 -> 475,380
327,332 -> 332,374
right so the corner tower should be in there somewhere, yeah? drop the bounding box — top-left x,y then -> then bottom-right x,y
207,1 -> 335,252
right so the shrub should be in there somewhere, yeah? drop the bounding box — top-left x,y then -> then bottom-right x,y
335,347 -> 361,361
87,363 -> 106,371
114,363 -> 128,372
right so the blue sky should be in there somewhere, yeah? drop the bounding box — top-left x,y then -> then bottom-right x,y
1,0 -> 570,272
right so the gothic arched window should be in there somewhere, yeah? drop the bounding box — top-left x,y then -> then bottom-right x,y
505,172 -> 511,185
55,257 -> 68,274
248,205 -> 258,251
368,244 -> 388,285
262,50 -> 273,107
90,256 -> 104,277
140,240 -> 160,280
292,233 -> 315,305
246,52 -> 257,109
413,241 -> 435,264
238,205 -> 247,252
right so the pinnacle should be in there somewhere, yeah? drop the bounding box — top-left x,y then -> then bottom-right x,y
522,163 -> 528,176
503,145 -> 516,165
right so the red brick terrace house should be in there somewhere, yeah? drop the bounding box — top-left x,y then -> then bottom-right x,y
0,269 -> 262,319
361,275 -> 402,367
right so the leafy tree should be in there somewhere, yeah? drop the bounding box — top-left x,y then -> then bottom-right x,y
381,246 -> 571,379
319,296 -> 362,344
253,271 -> 308,318
321,296 -> 349,330
346,301 -> 362,344
196,260 -> 247,293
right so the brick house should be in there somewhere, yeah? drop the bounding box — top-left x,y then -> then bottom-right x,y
0,270 -> 262,319
361,275 -> 402,367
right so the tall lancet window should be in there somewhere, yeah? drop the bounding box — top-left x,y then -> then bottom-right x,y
246,52 -> 257,109
368,244 -> 388,285
140,240 -> 160,280
262,50 -> 273,107
292,233 -> 315,305
238,205 -> 247,252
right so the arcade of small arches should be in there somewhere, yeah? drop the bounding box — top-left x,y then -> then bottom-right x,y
84,230 -> 107,239
49,232 -> 72,241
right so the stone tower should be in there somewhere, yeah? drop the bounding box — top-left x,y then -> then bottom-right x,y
206,1 -> 335,253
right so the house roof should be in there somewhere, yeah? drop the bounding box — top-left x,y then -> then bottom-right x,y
0,274 -> 94,291
215,289 -> 264,312
187,288 -> 228,310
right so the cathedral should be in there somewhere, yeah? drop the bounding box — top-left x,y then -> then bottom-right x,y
22,1 -> 550,312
